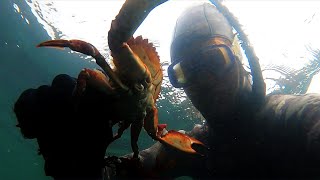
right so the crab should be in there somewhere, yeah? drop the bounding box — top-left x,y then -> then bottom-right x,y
36,0 -> 205,159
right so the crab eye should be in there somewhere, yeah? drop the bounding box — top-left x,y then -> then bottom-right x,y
134,83 -> 144,92
146,76 -> 151,83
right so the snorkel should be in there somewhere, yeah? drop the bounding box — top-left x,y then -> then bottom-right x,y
210,0 -> 266,107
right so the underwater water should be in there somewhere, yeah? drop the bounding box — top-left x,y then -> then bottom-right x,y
1,0 -> 320,180
0,1 -> 202,179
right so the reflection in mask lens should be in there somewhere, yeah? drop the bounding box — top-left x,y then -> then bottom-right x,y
171,62 -> 187,85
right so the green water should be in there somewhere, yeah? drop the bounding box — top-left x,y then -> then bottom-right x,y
1,1 -> 93,179
0,1 -> 199,179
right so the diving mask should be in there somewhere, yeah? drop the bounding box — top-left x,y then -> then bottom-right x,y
168,44 -> 235,88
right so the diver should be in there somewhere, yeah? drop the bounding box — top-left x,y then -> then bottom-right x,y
14,74 -> 115,180
104,2 -> 320,179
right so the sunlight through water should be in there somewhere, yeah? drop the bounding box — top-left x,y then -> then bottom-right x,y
26,0 -> 320,95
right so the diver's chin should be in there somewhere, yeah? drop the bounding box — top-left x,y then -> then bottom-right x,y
184,85 -> 212,107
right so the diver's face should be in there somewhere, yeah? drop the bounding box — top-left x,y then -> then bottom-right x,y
169,37 -> 243,120
169,43 -> 235,88
183,65 -> 225,110
180,48 -> 242,121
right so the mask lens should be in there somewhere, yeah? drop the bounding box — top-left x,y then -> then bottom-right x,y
198,45 -> 234,74
168,60 -> 188,88
168,45 -> 234,88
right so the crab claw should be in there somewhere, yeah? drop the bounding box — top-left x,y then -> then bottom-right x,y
158,130 -> 207,156
37,39 -> 128,92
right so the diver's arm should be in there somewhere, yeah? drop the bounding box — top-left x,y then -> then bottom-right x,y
104,125 -> 209,179
252,93 -> 320,175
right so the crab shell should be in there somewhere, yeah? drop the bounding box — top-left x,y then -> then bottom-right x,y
112,35 -> 163,101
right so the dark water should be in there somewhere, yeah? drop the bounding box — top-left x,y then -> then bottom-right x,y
0,1 -> 200,179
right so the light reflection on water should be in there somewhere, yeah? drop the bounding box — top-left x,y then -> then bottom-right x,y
25,0 -> 122,57
23,0 -> 210,117
224,1 -> 320,94
21,0 -> 320,122
13,2 -> 30,24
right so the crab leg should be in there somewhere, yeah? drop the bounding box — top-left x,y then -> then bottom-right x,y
74,68 -> 115,96
130,118 -> 144,159
37,40 -> 129,92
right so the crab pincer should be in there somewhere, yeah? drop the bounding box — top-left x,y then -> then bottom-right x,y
37,40 -> 99,57
158,130 -> 207,155
37,39 -> 128,93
